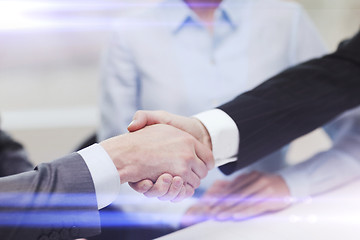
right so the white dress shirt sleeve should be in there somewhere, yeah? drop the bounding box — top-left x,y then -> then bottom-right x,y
78,143 -> 121,210
278,146 -> 360,200
193,109 -> 240,167
278,108 -> 360,200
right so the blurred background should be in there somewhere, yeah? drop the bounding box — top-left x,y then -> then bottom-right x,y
0,0 -> 359,165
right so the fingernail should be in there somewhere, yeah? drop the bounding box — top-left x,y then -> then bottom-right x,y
127,120 -> 135,128
163,177 -> 172,184
173,178 -> 183,188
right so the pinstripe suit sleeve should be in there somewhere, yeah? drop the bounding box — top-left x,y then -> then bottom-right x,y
218,31 -> 360,175
0,153 -> 101,240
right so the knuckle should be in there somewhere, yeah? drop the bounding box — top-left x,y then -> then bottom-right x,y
178,168 -> 190,179
158,196 -> 168,201
157,110 -> 167,115
139,184 -> 150,193
157,110 -> 170,122
144,191 -> 154,198
161,174 -> 172,184
200,169 -> 208,179
193,178 -> 201,189
186,186 -> 195,198
183,135 -> 194,145
172,177 -> 183,189
135,110 -> 145,116
182,152 -> 195,164
155,188 -> 167,197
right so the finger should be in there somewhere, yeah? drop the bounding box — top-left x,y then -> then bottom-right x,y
210,174 -> 265,213
199,180 -> 230,206
215,192 -> 265,221
205,180 -> 230,197
181,206 -> 210,227
128,110 -> 169,132
216,175 -> 293,220
184,170 -> 201,190
172,184 -> 195,202
181,213 -> 205,227
232,200 -> 276,221
184,200 -> 213,220
171,184 -> 187,202
194,139 -> 215,170
158,176 -> 184,201
228,189 -> 292,221
190,156 -> 210,180
185,203 -> 208,216
183,183 -> 195,199
228,171 -> 261,190
204,172 -> 259,209
127,111 -> 149,132
218,171 -> 262,200
227,174 -> 272,201
144,173 -> 173,198
128,179 -> 154,194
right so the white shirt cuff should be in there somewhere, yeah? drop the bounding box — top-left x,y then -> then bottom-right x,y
193,109 -> 239,167
277,165 -> 310,201
78,143 -> 121,210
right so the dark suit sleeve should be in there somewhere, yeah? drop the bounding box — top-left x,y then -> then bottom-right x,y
219,30 -> 360,175
0,153 -> 101,240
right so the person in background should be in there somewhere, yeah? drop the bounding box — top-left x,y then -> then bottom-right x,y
98,0 -> 326,238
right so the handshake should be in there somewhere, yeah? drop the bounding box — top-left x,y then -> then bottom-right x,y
100,110 -> 215,202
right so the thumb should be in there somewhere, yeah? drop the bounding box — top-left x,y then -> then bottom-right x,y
127,111 -> 149,132
127,110 -> 169,132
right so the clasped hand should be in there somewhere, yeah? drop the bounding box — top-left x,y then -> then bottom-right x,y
101,111 -> 214,202
125,110 -> 213,202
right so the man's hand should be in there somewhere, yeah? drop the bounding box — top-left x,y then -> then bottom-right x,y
100,124 -> 215,200
127,110 -> 212,150
181,171 -> 292,226
126,110 -> 214,201
129,174 -> 191,202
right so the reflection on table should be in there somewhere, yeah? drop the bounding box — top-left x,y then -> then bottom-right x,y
157,179 -> 360,240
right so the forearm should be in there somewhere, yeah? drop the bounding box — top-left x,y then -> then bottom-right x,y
0,153 -> 101,239
278,147 -> 360,200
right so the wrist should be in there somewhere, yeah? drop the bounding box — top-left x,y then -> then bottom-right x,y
99,134 -> 137,184
192,118 -> 212,150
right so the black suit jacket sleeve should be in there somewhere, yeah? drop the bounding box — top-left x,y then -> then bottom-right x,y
219,30 -> 360,175
0,153 -> 101,240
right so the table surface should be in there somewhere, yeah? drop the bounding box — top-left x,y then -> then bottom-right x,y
157,179 -> 360,240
